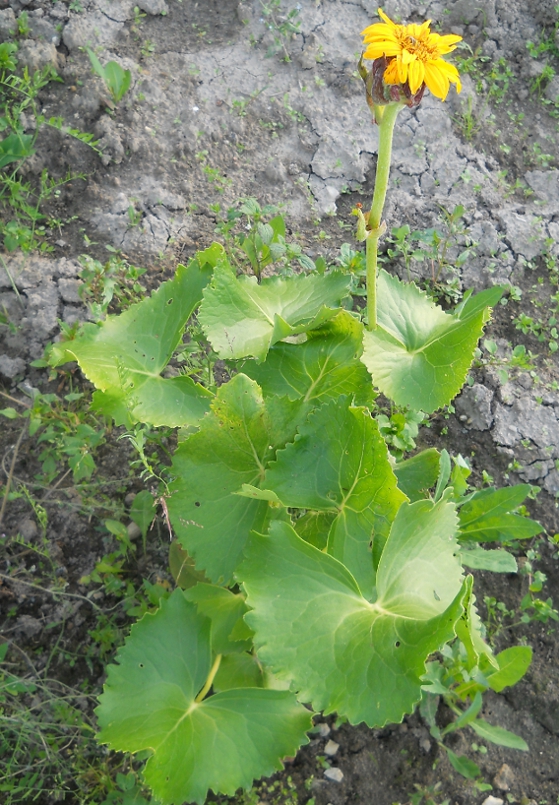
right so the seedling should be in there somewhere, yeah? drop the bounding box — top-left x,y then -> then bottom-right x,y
140,40 -> 156,59
16,11 -> 30,37
86,48 -> 132,105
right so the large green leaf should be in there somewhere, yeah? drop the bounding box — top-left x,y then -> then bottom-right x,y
361,271 -> 502,412
239,502 -> 465,727
199,265 -> 350,361
264,398 -> 406,599
242,311 -> 373,406
167,374 -> 300,585
458,485 -> 542,543
97,590 -> 311,805
49,258 -> 215,427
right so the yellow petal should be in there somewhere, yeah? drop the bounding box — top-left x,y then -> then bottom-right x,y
363,42 -> 402,59
362,33 -> 400,47
407,58 -> 425,93
378,7 -> 397,27
427,32 -> 462,55
433,58 -> 462,91
383,58 -> 401,85
396,55 -> 408,83
406,20 -> 431,40
435,58 -> 460,79
418,19 -> 432,36
424,62 -> 450,100
401,48 -> 416,65
436,33 -> 463,49
361,22 -> 398,38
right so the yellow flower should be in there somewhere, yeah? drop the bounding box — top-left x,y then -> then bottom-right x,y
361,8 -> 462,101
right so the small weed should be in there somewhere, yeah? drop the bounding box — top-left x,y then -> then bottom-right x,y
531,64 -> 556,98
484,595 -> 516,641
282,92 -> 306,123
526,11 -> 559,61
484,548 -> 559,639
376,408 -> 425,460
259,0 -> 301,62
455,51 -> 514,106
473,338 -> 536,385
15,11 -> 30,37
208,774 -> 302,805
453,96 -> 481,141
531,141 -> 555,168
211,197 -> 318,279
0,386 -> 105,485
453,49 -> 515,136
0,559 -> 158,804
140,40 -> 155,59
0,45 -> 97,252
132,4 -> 146,28
410,782 -> 450,805
196,150 -> 233,193
86,49 -> 132,106
231,86 -> 267,117
335,241 -> 366,294
383,204 -> 474,296
76,253 -> 147,319
518,548 -> 559,625
259,118 -> 285,137
175,319 -> 220,393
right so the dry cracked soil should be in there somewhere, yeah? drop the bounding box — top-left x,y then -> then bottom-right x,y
1,0 -> 559,804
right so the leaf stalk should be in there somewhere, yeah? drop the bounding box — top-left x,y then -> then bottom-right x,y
195,653 -> 222,703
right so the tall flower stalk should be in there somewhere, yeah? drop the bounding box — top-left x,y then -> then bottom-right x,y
365,102 -> 402,329
359,7 -> 462,330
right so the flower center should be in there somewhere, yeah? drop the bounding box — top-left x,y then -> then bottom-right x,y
397,31 -> 435,62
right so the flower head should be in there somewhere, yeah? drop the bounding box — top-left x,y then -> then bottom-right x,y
361,8 -> 462,101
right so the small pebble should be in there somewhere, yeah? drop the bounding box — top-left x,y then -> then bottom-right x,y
493,763 -> 515,791
18,518 -> 38,542
127,521 -> 142,541
317,722 -> 331,738
482,797 -> 504,805
324,767 -> 344,783
324,739 -> 339,757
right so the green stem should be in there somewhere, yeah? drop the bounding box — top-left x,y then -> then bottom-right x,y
195,653 -> 222,703
366,102 -> 403,330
